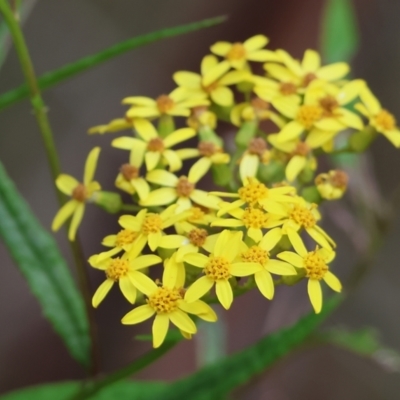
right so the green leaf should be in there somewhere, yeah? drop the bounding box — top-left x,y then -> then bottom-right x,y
0,160 -> 90,367
320,0 -> 359,63
0,381 -> 167,400
159,296 -> 342,400
0,15 -> 226,111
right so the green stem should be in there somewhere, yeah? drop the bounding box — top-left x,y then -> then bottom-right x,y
0,0 -> 99,375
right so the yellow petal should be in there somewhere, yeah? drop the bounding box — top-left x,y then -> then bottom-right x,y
216,230 -> 242,261
230,262 -> 262,276
173,71 -> 201,88
276,49 -> 303,76
112,136 -> 136,150
210,86 -> 233,106
119,277 -> 137,304
287,228 -> 307,257
152,314 -> 169,348
260,228 -> 282,251
247,227 -> 263,243
169,309 -> 197,333
122,96 -> 155,106
134,118 -> 158,141
266,259 -> 296,275
188,157 -> 212,183
163,128 -> 196,148
178,300 -> 217,322
302,49 -> 320,72
148,230 -> 162,251
122,304 -> 155,325
190,190 -> 220,210
381,129 -> 400,147
55,174 -> 79,196
308,279 -> 322,313
131,254 -> 162,270
210,42 -> 232,57
316,62 -> 349,81
243,34 -> 268,51
264,63 -> 298,82
286,155 -> 306,182
240,154 -> 259,183
162,149 -> 182,172
336,108 -> 363,130
215,280 -> 233,309
323,271 -> 342,292
126,106 -> 160,118
68,203 -> 85,241
337,79 -> 365,105
145,151 -> 161,171
247,49 -> 277,62
276,121 -> 304,143
305,129 -> 337,149
128,271 -> 158,296
183,252 -> 208,268
254,270 -> 274,299
131,178 -> 150,201
185,276 -> 214,302
272,95 -> 301,118
159,234 -> 187,249
202,60 -> 230,87
146,169 -> 178,187
51,200 -> 77,232
175,148 -> 200,160
360,86 -> 381,115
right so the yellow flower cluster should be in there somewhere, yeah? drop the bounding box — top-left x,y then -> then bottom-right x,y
51,35 -> 398,348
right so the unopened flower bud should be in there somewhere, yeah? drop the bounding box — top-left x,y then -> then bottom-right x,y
315,170 -> 349,200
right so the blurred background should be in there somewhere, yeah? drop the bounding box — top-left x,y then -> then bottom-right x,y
1,0 -> 400,398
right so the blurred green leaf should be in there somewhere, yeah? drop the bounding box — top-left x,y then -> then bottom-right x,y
321,0 -> 359,63
159,296 -> 341,400
0,15 -> 226,111
0,160 -> 90,367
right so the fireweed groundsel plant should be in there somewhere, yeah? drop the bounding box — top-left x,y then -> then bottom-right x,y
51,34 -> 397,348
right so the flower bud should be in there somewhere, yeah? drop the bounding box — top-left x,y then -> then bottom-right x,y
315,170 -> 349,200
93,191 -> 123,213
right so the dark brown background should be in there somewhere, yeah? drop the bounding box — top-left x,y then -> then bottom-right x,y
1,0 -> 400,398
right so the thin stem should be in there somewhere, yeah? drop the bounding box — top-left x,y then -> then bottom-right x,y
0,0 -> 99,375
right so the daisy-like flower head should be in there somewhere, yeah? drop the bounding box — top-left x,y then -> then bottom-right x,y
174,55 -> 248,107
277,244 -> 342,313
213,178 -> 297,217
52,147 -> 101,241
183,230 -> 262,309
263,196 -> 335,252
123,87 -> 209,119
174,205 -> 217,234
355,85 -> 400,147
315,170 -> 349,200
141,165 -> 221,213
239,238 -> 296,299
269,49 -> 350,88
210,34 -> 278,70
121,273 -> 217,348
112,119 -> 196,172
116,205 -> 188,255
186,106 -> 217,131
89,250 -> 162,307
268,136 -> 316,182
115,146 -> 150,200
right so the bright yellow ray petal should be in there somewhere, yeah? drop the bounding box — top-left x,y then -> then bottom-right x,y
128,271 -> 158,296
259,228 -> 282,251
146,169 -> 178,186
152,314 -> 170,348
119,276 -> 137,304
190,190 -> 220,210
302,49 -> 320,72
202,60 -> 230,87
173,71 -> 201,88
286,155 -> 306,182
276,121 -> 304,143
92,279 -> 114,308
246,49 -> 277,61
230,262 -> 262,276
215,280 -> 233,310
122,96 -> 155,106
112,136 -> 137,150
159,234 -> 186,249
316,62 -> 349,81
183,252 -> 208,268
188,157 -> 212,183
210,86 -> 233,106
51,200 -> 78,232
126,106 -> 160,118
131,254 -> 162,270
162,149 -> 182,172
287,228 -> 307,256
265,259 -> 297,275
308,279 -> 323,313
84,147 -> 101,185
141,187 -> 177,207
323,271 -> 342,292
277,251 -> 304,268
163,128 -> 196,148
254,270 -> 274,299
122,304 -> 155,324
169,309 -> 197,333
134,118 -> 158,141
68,203 -> 85,241
55,174 -> 79,196
185,276 -> 214,302
209,42 -> 231,57
131,178 -> 150,201
240,154 -> 259,183
145,151 -> 161,171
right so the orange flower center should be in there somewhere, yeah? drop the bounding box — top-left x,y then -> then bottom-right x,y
280,82 -> 297,95
227,43 -> 246,61
374,109 -> 396,131
115,229 -> 139,247
296,105 -> 323,129
187,228 -> 208,247
319,95 -> 339,117
147,137 -> 165,152
148,286 -> 181,314
204,256 -> 231,281
156,94 -> 175,114
289,205 -> 316,228
251,97 -> 270,111
142,214 -> 163,234
198,141 -> 219,157
241,246 -> 269,265
238,179 -> 269,206
292,142 -> 311,157
188,206 -> 206,222
72,183 -> 88,202
302,72 -> 317,87
247,137 -> 268,157
176,176 -> 195,197
106,258 -> 130,281
303,251 -> 328,280
120,164 -> 140,180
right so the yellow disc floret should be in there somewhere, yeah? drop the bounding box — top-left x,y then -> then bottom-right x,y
176,176 -> 195,197
374,109 -> 396,131
188,228 -> 208,247
147,137 -> 165,152
147,286 -> 181,314
238,179 -> 269,206
156,95 -> 175,114
296,105 -> 323,129
105,258 -> 130,281
303,251 -> 328,280
241,246 -> 269,265
204,256 -> 231,280
227,43 -> 246,61
289,204 -> 316,228
72,183 -> 88,202
142,214 -> 163,234
115,229 -> 139,247
242,207 -> 269,229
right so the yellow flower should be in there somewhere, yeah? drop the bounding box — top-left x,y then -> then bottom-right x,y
268,49 -> 350,87
210,35 -> 278,70
263,197 -> 335,251
268,136 -> 316,182
355,85 -> 400,147
173,55 -> 248,107
121,274 -> 217,348
115,148 -> 150,200
213,178 -> 297,217
239,240 -> 296,299
112,119 -> 196,172
315,170 -> 349,200
88,117 -> 144,135
184,230 -> 261,309
186,106 -> 217,131
277,245 -> 341,313
116,205 -> 187,254
141,167 -> 221,212
52,147 -> 101,241
123,87 -> 209,119
90,251 -> 162,307
174,206 -> 216,234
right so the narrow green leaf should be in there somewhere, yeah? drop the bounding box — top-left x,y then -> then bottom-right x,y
320,0 -> 359,63
0,15 -> 226,111
160,296 -> 342,400
0,160 -> 90,367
